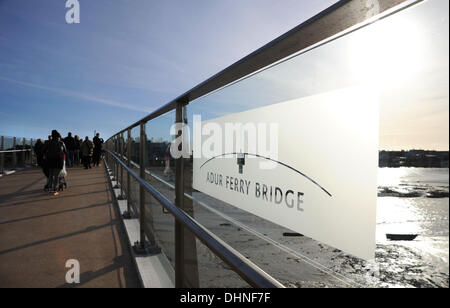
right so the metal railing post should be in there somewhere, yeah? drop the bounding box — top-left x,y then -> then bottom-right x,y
30,138 -> 33,165
107,141 -> 111,169
110,138 -> 114,178
111,138 -> 114,177
21,138 -> 25,166
114,136 -> 119,185
174,102 -> 199,288
106,141 -> 110,167
174,104 -> 185,288
116,136 -> 119,184
12,137 -> 17,169
110,141 -> 113,165
0,136 -> 4,174
139,122 -> 146,248
120,132 -> 124,199
132,121 -> 160,254
126,128 -> 132,216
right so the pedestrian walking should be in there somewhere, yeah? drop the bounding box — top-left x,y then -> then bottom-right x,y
41,135 -> 52,190
64,132 -> 76,168
74,135 -> 81,166
92,133 -> 103,167
33,139 -> 44,168
44,130 -> 65,195
81,136 -> 93,169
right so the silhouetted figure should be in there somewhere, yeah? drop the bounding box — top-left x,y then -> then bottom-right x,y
44,130 -> 65,195
74,135 -> 81,166
33,139 -> 44,167
41,135 -> 52,190
81,136 -> 93,169
92,133 -> 103,167
64,132 -> 75,168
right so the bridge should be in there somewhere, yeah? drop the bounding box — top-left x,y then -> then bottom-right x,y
0,0 -> 423,288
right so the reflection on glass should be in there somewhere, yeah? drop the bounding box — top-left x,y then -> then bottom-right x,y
130,126 -> 140,164
145,111 -> 176,187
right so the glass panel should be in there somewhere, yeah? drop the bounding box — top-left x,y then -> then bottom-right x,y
119,133 -> 130,203
145,110 -> 176,191
128,128 -> 140,214
184,0 -> 449,288
130,126 -> 140,165
140,111 -> 177,277
3,136 -> 14,150
23,138 -> 31,165
144,190 -> 175,280
128,174 -> 140,216
185,227 -> 251,288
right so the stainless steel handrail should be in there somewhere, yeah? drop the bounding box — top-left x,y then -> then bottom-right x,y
106,150 -> 284,288
0,149 -> 32,153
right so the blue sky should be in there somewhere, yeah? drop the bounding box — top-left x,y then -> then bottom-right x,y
0,0 -> 338,140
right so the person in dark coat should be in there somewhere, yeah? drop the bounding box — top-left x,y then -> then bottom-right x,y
41,135 -> 52,190
80,136 -> 93,169
74,135 -> 81,166
44,130 -> 65,195
92,133 -> 103,167
33,139 -> 44,167
64,132 -> 75,168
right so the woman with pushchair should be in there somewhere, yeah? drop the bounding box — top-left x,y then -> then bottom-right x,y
43,130 -> 66,195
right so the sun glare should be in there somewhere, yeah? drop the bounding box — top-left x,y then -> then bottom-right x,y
348,11 -> 425,86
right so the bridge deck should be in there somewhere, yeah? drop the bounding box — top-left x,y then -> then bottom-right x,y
0,165 -> 140,288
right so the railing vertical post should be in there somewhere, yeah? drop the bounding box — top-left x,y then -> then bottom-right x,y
12,137 -> 17,169
111,140 -> 114,170
21,138 -> 25,166
107,141 -> 111,169
30,138 -> 33,165
139,122 -> 146,248
111,138 -> 114,178
174,103 -> 185,288
0,136 -> 4,174
174,102 -> 202,287
127,128 -> 132,215
120,132 -> 124,199
106,141 -> 109,166
174,103 -> 199,288
111,138 -> 113,176
115,135 -> 119,184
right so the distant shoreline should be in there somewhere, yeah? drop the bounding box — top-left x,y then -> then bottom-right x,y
378,166 -> 449,168
379,150 -> 449,168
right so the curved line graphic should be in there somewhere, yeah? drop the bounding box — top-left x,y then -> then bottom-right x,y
200,153 -> 332,197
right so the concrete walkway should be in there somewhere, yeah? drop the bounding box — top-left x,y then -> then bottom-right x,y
0,165 -> 140,288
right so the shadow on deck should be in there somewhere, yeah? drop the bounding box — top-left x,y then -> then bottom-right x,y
0,165 -> 140,288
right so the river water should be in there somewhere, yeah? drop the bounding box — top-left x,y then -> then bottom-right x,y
377,168 -> 448,253
374,168 -> 449,286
